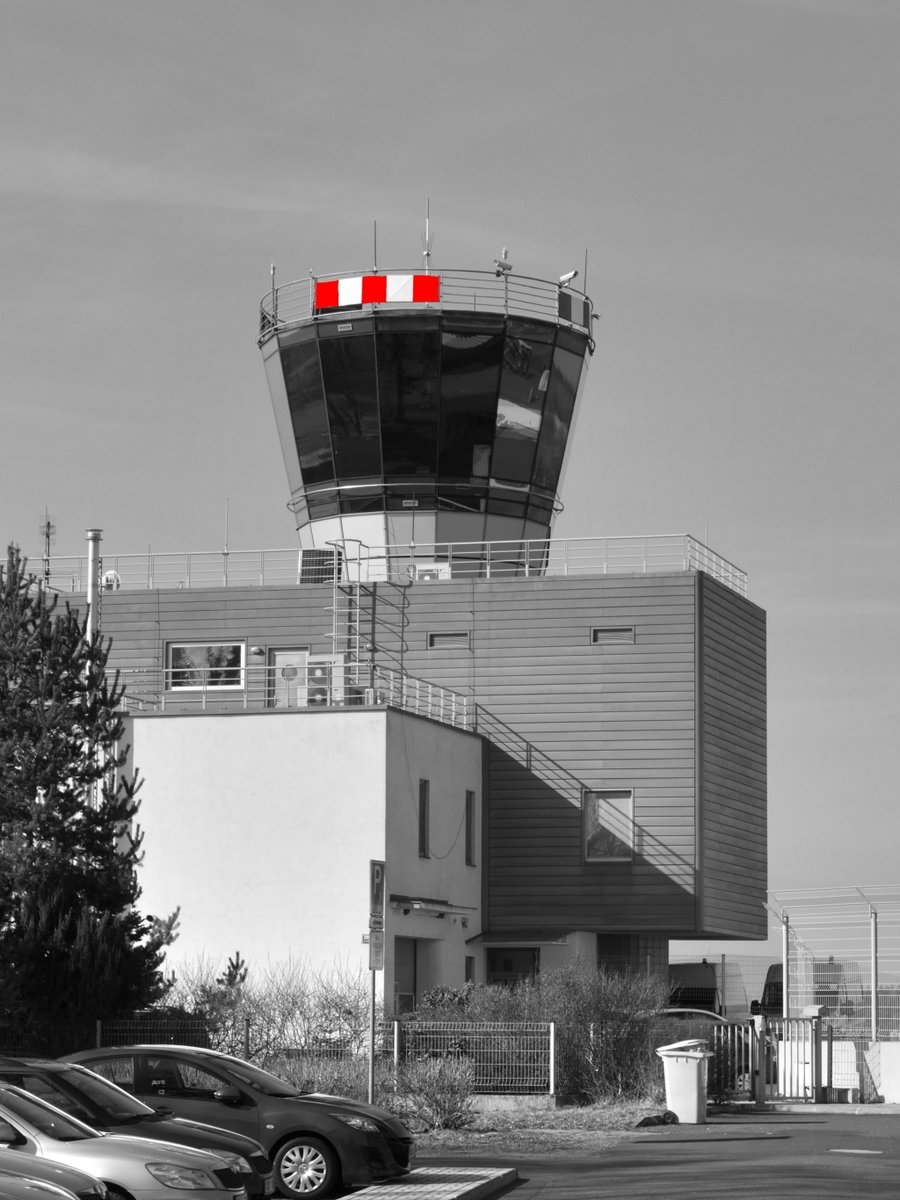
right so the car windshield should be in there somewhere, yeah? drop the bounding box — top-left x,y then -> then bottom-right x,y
59,1067 -> 155,1121
0,1088 -> 97,1141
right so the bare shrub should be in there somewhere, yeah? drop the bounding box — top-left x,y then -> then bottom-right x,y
392,1058 -> 477,1131
166,955 -> 373,1070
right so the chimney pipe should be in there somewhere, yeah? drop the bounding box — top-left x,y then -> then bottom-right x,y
86,528 -> 102,641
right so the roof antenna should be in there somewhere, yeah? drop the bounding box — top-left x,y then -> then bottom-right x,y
373,219 -> 377,272
421,199 -> 434,272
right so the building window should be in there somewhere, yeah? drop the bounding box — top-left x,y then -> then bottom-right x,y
465,955 -> 475,984
465,791 -> 476,865
487,947 -> 539,985
427,631 -> 470,650
584,789 -> 634,862
166,643 -> 244,690
590,626 -> 635,645
418,780 -> 430,858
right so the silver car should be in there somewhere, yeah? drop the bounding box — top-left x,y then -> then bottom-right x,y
0,1150 -> 106,1200
0,1180 -> 80,1200
0,1088 -> 246,1200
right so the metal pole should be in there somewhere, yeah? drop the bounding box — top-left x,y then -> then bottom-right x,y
367,969 -> 376,1104
782,913 -> 790,1019
871,905 -> 879,1043
549,1022 -> 556,1096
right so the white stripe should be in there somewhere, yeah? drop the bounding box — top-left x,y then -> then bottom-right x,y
339,277 -> 363,305
386,274 -> 413,302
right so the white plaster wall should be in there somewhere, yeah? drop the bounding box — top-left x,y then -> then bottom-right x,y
383,711 -> 484,999
129,710 -> 387,976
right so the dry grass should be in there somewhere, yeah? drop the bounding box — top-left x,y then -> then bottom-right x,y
416,1098 -> 660,1157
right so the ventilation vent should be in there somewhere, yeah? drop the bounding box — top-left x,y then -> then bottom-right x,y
591,626 -> 635,645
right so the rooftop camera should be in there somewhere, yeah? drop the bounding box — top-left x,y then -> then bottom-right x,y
494,246 -> 513,276
558,269 -> 578,287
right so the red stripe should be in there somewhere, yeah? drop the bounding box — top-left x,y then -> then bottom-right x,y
361,275 -> 387,304
413,274 -> 440,302
315,280 -> 339,309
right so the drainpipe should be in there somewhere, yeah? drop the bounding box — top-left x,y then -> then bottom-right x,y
86,528 -> 102,642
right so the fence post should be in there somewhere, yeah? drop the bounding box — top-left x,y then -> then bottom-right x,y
549,1022 -> 556,1096
393,1020 -> 400,1081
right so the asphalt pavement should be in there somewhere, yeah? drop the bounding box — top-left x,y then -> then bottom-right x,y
375,1104 -> 900,1200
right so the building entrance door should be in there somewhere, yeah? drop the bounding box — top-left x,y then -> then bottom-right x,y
394,937 -> 417,1015
267,648 -> 309,707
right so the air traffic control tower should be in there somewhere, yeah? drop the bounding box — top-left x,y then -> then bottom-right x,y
258,261 -> 593,578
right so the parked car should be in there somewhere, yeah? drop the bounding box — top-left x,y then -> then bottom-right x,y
0,1060 -> 272,1200
0,1150 -> 107,1200
0,1086 -> 246,1200
0,1178 -> 80,1200
64,1047 -> 415,1200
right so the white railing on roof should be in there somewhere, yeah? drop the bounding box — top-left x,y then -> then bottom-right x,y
117,663 -> 473,731
36,534 -> 747,598
258,267 -> 593,335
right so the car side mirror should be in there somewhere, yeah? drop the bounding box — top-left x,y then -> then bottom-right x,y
213,1085 -> 243,1104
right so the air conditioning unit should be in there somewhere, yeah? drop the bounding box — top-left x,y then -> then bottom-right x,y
306,661 -> 333,706
414,562 -> 451,582
301,655 -> 348,707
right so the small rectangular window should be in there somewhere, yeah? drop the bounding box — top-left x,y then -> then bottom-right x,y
464,956 -> 475,984
418,779 -> 430,858
465,791 -> 476,865
427,631 -> 470,650
166,643 -> 244,690
591,626 -> 635,645
584,789 -> 634,862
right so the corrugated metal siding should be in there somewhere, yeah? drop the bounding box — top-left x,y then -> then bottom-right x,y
400,575 -> 700,934
697,573 -> 767,938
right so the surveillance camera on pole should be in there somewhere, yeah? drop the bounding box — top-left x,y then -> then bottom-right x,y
494,246 -> 513,277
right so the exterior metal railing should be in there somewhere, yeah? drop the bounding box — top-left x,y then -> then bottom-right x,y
117,663 -> 472,732
259,267 -> 592,334
37,534 -> 748,598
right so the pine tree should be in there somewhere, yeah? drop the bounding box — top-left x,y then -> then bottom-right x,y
0,545 -> 176,1053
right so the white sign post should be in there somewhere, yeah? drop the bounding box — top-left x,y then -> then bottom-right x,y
368,860 -> 385,1103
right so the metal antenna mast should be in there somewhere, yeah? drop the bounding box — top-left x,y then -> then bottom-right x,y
422,199 -> 434,272
39,508 -> 56,588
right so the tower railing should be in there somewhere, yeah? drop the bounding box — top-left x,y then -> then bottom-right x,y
33,534 -> 747,598
259,267 -> 593,334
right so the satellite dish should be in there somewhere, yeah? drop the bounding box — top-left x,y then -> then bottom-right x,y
102,570 -> 121,591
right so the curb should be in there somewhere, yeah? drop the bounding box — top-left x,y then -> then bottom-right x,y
352,1166 -> 518,1200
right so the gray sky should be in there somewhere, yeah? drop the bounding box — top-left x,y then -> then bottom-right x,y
2,0 -> 898,898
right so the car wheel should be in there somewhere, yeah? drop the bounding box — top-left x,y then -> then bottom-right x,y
274,1136 -> 340,1199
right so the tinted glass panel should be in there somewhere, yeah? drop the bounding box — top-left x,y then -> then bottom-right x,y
282,341 -> 334,485
438,325 -> 503,478
533,345 -> 584,491
491,334 -> 554,484
319,334 -> 381,479
376,322 -> 441,476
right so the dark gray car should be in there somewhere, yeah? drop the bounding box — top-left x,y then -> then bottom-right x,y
0,1060 -> 273,1200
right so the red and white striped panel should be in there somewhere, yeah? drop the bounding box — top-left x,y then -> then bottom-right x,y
315,274 -> 441,310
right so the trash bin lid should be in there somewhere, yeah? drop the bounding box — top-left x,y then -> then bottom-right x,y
655,1038 -> 712,1056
